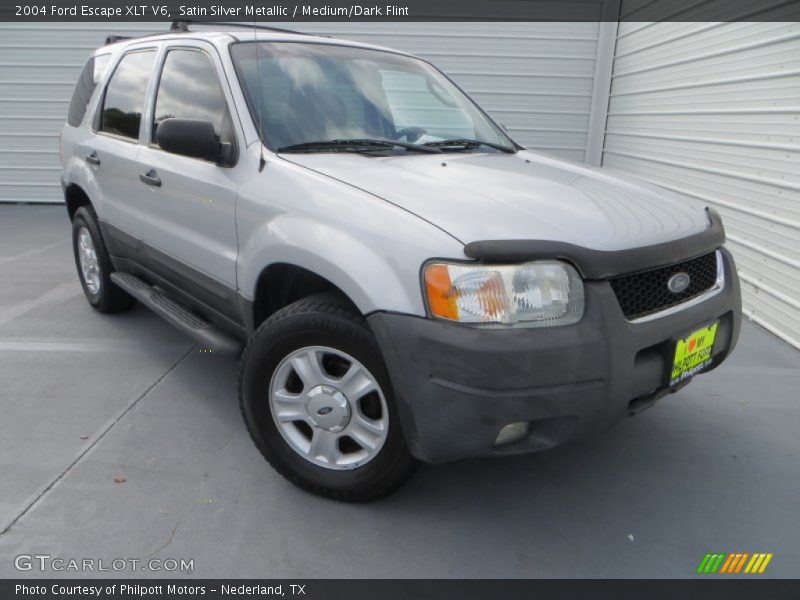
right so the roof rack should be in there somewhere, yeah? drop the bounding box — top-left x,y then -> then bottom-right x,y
103,30 -> 170,46
103,21 -> 324,47
104,35 -> 132,45
170,20 -> 323,37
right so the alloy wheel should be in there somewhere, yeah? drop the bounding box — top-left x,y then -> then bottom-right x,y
77,226 -> 101,295
268,346 -> 389,470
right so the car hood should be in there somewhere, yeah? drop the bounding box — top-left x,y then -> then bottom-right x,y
282,150 -> 708,251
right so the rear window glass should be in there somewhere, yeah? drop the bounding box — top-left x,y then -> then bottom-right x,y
66,54 -> 111,127
100,50 -> 156,139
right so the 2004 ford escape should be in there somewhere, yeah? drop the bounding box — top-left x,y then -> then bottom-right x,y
61,22 -> 742,500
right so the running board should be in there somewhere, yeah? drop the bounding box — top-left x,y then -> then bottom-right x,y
110,272 -> 242,356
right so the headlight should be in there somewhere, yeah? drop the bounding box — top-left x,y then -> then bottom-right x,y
424,261 -> 584,327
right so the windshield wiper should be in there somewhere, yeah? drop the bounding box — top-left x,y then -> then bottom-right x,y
277,138 -> 442,154
422,139 -> 516,154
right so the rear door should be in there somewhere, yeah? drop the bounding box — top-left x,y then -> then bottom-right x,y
80,48 -> 157,244
135,42 -> 243,318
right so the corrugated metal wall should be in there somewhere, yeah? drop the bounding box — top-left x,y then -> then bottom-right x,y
0,23 -> 161,203
0,20 -> 606,204
603,22 -> 800,349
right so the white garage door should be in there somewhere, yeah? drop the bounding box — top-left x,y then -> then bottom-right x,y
603,22 -> 800,349
0,20 -> 607,204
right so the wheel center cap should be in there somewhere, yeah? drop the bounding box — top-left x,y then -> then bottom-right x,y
306,385 -> 350,432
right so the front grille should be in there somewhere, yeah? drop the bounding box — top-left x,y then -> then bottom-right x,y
609,251 -> 719,320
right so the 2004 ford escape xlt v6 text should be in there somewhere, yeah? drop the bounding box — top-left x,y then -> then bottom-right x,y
60,22 -> 742,501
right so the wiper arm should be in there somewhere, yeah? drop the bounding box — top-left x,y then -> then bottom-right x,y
422,139 -> 516,154
277,138 -> 441,154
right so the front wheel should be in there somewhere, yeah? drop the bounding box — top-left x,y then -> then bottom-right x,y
238,293 -> 418,501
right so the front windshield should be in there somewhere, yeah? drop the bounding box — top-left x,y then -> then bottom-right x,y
230,41 -> 515,153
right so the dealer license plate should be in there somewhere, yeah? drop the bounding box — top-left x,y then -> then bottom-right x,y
669,321 -> 719,387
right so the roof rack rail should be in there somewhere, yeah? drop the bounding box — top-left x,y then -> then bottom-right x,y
104,35 -> 132,45
170,20 -> 323,37
103,21 -> 324,48
103,28 -> 174,46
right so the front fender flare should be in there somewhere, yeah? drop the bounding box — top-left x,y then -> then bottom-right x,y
237,215 -> 424,316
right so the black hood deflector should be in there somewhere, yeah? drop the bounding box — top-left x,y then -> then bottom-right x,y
463,207 -> 726,280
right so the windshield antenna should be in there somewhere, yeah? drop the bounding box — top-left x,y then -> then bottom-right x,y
254,17 -> 265,172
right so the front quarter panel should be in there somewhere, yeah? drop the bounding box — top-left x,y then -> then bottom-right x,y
236,148 -> 464,316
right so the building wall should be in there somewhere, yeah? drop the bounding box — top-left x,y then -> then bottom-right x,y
603,22 -> 800,349
0,23 -> 161,203
0,20 -> 608,203
1,18 -> 797,348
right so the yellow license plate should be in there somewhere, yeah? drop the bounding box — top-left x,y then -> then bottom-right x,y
670,322 -> 719,386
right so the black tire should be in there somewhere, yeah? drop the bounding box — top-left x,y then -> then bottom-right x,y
239,292 -> 418,501
71,206 -> 135,313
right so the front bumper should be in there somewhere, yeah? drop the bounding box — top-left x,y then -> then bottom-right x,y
368,248 -> 742,463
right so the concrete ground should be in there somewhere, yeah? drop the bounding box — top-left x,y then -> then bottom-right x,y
0,203 -> 798,579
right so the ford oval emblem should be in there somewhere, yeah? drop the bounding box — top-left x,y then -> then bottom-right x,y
667,272 -> 691,294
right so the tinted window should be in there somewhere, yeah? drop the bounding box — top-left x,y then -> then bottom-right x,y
153,49 -> 231,145
100,50 -> 156,139
67,54 -> 111,127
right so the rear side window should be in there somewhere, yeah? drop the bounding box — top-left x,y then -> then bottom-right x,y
152,49 -> 232,145
100,50 -> 156,139
67,54 -> 111,127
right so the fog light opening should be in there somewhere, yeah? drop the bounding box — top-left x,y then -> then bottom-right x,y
494,421 -> 530,447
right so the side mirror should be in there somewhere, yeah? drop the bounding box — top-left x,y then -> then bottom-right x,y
156,118 -> 232,164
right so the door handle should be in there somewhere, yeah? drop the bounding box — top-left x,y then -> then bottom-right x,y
139,169 -> 161,188
85,151 -> 100,166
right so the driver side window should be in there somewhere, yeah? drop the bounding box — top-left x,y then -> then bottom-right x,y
152,48 -> 233,147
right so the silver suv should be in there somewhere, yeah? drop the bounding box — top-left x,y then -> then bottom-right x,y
61,22 -> 742,500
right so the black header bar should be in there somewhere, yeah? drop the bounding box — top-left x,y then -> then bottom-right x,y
4,579 -> 800,600
2,0 -> 799,22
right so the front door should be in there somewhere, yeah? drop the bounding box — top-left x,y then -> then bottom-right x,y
135,43 -> 243,319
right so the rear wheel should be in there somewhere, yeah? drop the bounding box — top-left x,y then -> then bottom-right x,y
71,206 -> 135,313
239,293 -> 418,501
